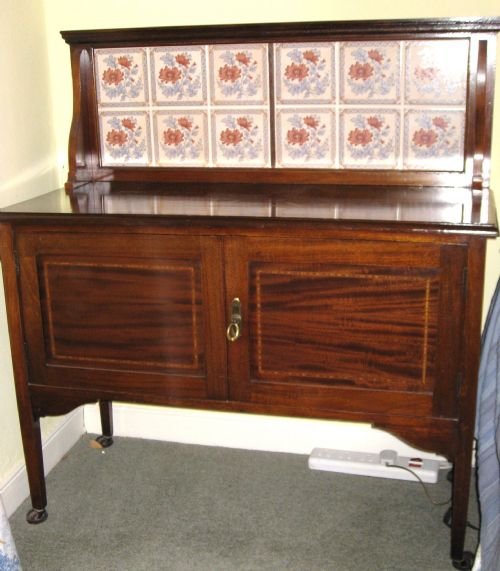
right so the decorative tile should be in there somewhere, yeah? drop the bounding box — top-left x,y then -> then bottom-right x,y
275,43 -> 335,104
340,42 -> 400,103
151,47 -> 207,105
212,111 -> 270,167
154,111 -> 208,166
405,41 -> 469,105
276,110 -> 334,168
340,110 -> 399,169
210,44 -> 268,105
95,48 -> 148,106
99,112 -> 151,166
404,110 -> 465,171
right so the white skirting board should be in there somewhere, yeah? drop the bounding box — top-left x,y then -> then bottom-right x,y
83,402 -> 446,459
0,408 -> 85,518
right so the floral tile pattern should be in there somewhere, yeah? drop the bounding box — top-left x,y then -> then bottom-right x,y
404,110 -> 465,170
95,49 -> 148,106
405,41 -> 469,105
340,43 -> 400,103
99,112 -> 152,166
151,47 -> 207,105
210,44 -> 269,105
154,111 -> 208,166
212,111 -> 270,167
93,40 -> 469,171
275,43 -> 335,104
340,110 -> 399,169
276,110 -> 334,167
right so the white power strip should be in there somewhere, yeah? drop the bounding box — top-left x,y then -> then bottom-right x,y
308,448 -> 440,484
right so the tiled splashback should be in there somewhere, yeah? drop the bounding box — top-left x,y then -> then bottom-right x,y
95,39 -> 469,171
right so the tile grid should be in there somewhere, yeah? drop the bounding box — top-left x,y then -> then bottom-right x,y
274,42 -> 338,169
210,44 -> 271,168
146,49 -> 155,167
334,43 -> 340,170
204,46 -> 213,168
267,43 -> 276,168
398,42 -> 406,170
95,39 -> 469,171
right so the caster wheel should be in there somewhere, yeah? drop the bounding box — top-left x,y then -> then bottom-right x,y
452,551 -> 475,570
95,435 -> 114,448
26,508 -> 48,524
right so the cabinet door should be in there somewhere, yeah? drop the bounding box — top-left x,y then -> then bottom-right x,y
17,230 -> 226,401
225,237 -> 466,419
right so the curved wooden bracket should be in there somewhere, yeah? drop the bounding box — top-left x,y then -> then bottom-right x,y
373,419 -> 459,461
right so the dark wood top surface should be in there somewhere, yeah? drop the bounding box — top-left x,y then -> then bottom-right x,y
1,183 -> 497,236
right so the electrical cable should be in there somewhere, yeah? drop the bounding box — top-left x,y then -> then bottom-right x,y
443,507 -> 480,532
386,464 -> 480,532
384,462 -> 451,506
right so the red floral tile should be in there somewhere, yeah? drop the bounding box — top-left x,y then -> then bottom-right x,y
151,47 -> 207,105
275,43 -> 335,104
211,111 -> 270,167
154,111 -> 208,166
405,41 -> 469,105
340,42 -> 400,104
99,111 -> 152,166
276,110 -> 334,168
95,48 -> 148,106
340,110 -> 400,169
404,110 -> 465,171
210,44 -> 269,105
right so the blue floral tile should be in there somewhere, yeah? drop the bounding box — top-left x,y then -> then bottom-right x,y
276,110 -> 334,168
99,111 -> 152,166
95,48 -> 148,106
340,110 -> 400,169
404,110 -> 465,171
340,42 -> 400,104
210,44 -> 268,105
405,41 -> 469,105
154,111 -> 208,166
212,111 -> 270,167
275,43 -> 335,104
151,47 -> 207,105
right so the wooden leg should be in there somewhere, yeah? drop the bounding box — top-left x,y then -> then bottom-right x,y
0,225 -> 48,523
21,414 -> 48,524
95,400 -> 114,448
450,450 -> 475,570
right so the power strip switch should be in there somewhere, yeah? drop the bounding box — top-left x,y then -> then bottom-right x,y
308,448 -> 440,484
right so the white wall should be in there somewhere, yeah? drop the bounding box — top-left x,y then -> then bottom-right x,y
0,0 -> 64,488
1,0 -> 499,496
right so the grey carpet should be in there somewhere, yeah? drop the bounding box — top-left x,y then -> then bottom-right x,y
9,436 -> 479,570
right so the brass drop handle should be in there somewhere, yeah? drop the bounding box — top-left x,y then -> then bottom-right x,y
226,297 -> 242,342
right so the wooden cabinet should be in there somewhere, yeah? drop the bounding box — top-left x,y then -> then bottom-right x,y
1,16 -> 500,570
1,211 -> 491,567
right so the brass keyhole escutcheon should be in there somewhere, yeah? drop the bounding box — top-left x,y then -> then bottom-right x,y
226,298 -> 242,342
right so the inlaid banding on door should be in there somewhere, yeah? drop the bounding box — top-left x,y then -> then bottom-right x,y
41,259 -> 204,373
252,268 -> 438,391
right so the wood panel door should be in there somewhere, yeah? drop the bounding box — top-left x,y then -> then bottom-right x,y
225,236 -> 467,419
16,229 -> 227,401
